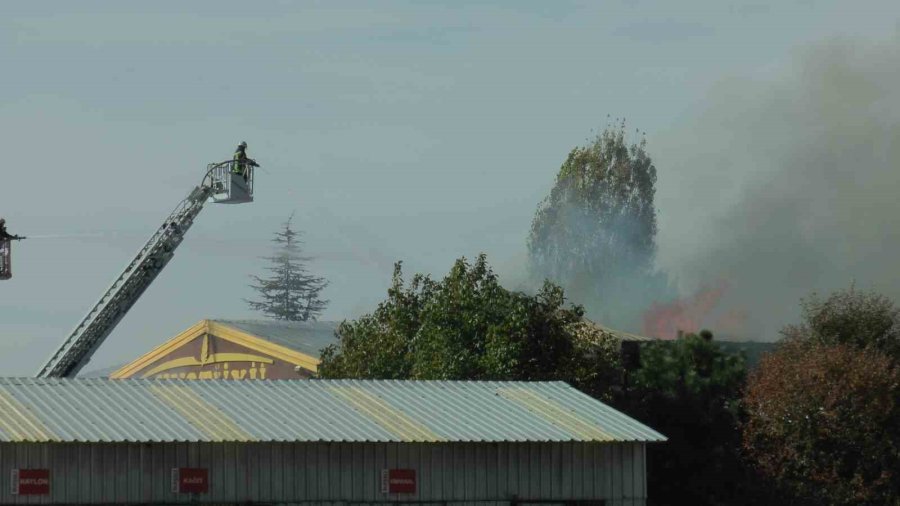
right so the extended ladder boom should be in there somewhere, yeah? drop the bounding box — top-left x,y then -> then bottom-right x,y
36,160 -> 252,378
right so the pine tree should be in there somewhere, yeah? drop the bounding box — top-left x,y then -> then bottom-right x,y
246,215 -> 329,321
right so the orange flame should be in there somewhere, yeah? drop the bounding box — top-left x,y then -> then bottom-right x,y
641,280 -> 729,339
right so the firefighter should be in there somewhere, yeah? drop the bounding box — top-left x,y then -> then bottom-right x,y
232,142 -> 247,174
232,141 -> 256,182
0,218 -> 22,241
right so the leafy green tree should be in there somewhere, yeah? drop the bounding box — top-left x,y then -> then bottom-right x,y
743,341 -> 900,505
566,320 -> 624,402
528,121 -> 665,325
621,331 -> 761,505
246,216 -> 329,321
319,255 -> 620,394
318,262 -> 433,379
781,285 -> 900,360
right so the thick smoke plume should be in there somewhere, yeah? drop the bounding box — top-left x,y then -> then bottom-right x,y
651,35 -> 900,340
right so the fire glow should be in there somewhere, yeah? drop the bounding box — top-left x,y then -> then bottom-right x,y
641,280 -> 732,339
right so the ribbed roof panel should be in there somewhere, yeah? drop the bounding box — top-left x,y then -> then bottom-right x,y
0,378 -> 665,443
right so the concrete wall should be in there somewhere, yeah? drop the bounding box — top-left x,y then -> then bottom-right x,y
0,441 -> 647,505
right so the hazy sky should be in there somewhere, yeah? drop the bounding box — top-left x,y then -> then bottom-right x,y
1,1 -> 898,375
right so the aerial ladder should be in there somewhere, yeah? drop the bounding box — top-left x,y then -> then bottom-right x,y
36,157 -> 257,378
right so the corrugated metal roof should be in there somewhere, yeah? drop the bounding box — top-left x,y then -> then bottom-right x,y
213,319 -> 338,357
0,378 -> 665,444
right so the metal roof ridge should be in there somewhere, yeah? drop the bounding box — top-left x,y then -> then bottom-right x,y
0,377 -> 569,386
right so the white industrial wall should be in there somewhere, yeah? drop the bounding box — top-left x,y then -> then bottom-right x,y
0,441 -> 648,505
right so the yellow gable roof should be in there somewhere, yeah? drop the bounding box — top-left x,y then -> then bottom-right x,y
110,320 -> 323,379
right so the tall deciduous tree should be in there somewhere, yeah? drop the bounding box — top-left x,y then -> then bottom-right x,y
246,216 -> 328,321
528,121 -> 664,325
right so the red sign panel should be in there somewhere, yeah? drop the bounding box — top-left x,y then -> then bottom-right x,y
10,469 -> 50,495
171,468 -> 209,494
381,469 -> 416,494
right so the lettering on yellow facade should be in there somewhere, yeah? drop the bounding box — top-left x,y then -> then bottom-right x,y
111,321 -> 322,380
152,361 -> 269,380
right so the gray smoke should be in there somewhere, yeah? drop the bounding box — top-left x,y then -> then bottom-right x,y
652,35 -> 900,340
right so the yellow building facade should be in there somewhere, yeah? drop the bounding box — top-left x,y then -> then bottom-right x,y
110,319 -> 338,380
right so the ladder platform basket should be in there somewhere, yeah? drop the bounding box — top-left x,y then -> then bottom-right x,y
208,160 -> 254,204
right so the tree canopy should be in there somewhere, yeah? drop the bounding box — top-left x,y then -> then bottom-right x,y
740,286 -> 900,505
781,285 -> 900,360
620,331 -> 757,505
246,215 -> 329,321
528,121 -> 665,325
743,341 -> 900,505
318,254 -> 620,396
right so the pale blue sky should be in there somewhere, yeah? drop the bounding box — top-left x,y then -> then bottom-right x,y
1,1 -> 898,375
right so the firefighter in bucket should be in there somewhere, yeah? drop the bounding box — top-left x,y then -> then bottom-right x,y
0,218 -> 25,280
232,141 -> 258,182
